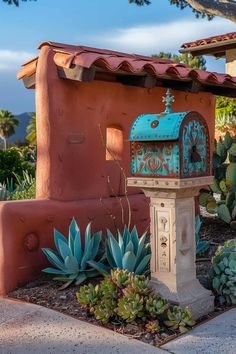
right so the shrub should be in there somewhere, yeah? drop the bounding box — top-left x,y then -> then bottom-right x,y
0,148 -> 34,185
209,239 -> 236,305
76,269 -> 195,333
42,218 -> 107,289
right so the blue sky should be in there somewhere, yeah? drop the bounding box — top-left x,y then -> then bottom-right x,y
0,0 -> 235,114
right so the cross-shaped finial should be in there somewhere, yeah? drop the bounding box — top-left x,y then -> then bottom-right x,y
162,89 -> 175,113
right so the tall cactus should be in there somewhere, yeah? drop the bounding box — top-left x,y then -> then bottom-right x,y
199,131 -> 236,230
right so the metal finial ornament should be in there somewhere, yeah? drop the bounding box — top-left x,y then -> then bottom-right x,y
162,89 -> 175,114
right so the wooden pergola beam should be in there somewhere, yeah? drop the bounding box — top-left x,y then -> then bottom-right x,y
57,65 -> 96,82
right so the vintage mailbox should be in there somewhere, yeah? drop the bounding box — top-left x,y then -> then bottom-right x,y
127,90 -> 215,320
129,90 -> 211,178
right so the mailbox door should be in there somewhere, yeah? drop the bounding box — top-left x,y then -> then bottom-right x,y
131,141 -> 180,177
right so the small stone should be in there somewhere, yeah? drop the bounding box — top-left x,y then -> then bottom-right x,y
59,295 -> 67,300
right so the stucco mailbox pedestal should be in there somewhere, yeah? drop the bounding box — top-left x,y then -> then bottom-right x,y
127,176 -> 215,320
127,90 -> 215,319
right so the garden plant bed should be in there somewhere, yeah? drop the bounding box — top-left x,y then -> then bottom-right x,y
9,216 -> 236,348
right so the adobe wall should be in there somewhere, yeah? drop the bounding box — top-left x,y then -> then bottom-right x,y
36,46 -> 216,201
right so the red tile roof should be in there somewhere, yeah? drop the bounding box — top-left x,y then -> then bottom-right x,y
182,31 -> 236,49
17,41 -> 236,92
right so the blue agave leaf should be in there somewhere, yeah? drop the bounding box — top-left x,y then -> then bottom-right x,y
42,248 -> 66,271
54,229 -> 68,254
73,230 -> 82,264
90,231 -> 102,260
130,226 -> 139,255
135,254 -> 151,275
58,238 -> 73,260
84,223 -> 92,253
42,267 -> 67,275
136,233 -> 147,264
87,260 -> 109,275
123,226 -> 131,249
105,243 -> 116,268
75,272 -> 87,285
69,218 -> 79,251
107,229 -> 122,268
125,240 -> 134,253
195,215 -> 202,235
64,255 -> 79,273
118,231 -> 124,255
122,251 -> 136,272
196,241 -> 210,255
80,236 -> 94,270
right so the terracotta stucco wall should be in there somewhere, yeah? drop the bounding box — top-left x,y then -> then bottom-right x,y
36,46 -> 216,201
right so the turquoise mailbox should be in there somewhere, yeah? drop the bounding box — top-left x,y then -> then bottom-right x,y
129,90 -> 210,179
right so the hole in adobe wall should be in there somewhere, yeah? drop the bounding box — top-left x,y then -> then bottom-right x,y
106,126 -> 124,161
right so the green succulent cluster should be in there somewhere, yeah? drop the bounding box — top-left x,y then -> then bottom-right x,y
199,132 -> 236,230
76,269 -> 195,333
209,239 -> 236,305
164,306 -> 195,334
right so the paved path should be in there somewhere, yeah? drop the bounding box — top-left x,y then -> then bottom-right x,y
0,298 -> 165,354
1,298 -> 236,354
162,308 -> 236,354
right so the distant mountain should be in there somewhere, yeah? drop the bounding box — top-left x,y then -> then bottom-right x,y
8,112 -> 33,145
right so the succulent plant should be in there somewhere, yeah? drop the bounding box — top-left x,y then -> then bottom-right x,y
111,269 -> 131,288
117,293 -> 145,322
104,226 -> 151,275
146,320 -> 160,334
99,275 -> 118,299
164,306 -> 195,333
145,295 -> 169,317
195,215 -> 210,255
209,239 -> 236,305
94,299 -> 117,323
76,283 -> 101,310
124,274 -> 152,297
42,218 -> 107,288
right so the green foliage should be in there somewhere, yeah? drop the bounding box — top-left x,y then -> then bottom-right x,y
76,270 -> 195,332
42,219 -> 106,288
210,240 -> 236,305
26,113 -> 37,145
216,97 -> 236,133
0,110 -> 19,150
152,52 -> 206,70
10,178 -> 36,200
104,226 -> 151,275
0,148 -> 33,184
164,306 -> 195,333
195,215 -> 210,255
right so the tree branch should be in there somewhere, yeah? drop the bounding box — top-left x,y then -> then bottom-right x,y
183,0 -> 236,23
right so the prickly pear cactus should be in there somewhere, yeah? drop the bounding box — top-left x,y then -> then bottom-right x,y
209,239 -> 236,305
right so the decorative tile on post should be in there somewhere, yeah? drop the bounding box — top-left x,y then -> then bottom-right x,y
127,89 -> 215,320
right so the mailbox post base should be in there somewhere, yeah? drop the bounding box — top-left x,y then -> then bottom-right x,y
127,176 -> 215,320
150,278 -> 214,320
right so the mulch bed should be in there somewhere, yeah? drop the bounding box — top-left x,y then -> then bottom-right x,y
9,216 -> 236,348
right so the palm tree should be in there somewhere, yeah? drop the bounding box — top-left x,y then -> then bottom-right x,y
0,110 -> 19,150
26,113 -> 36,145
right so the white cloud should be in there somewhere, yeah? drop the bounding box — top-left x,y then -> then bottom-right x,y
0,50 -> 35,71
89,18 -> 236,55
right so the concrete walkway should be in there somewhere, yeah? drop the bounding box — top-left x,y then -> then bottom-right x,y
162,308 -> 236,354
1,298 -> 236,354
0,298 -> 165,354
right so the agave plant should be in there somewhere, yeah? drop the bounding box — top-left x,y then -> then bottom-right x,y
100,226 -> 151,275
42,218 -> 107,288
195,215 -> 210,255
